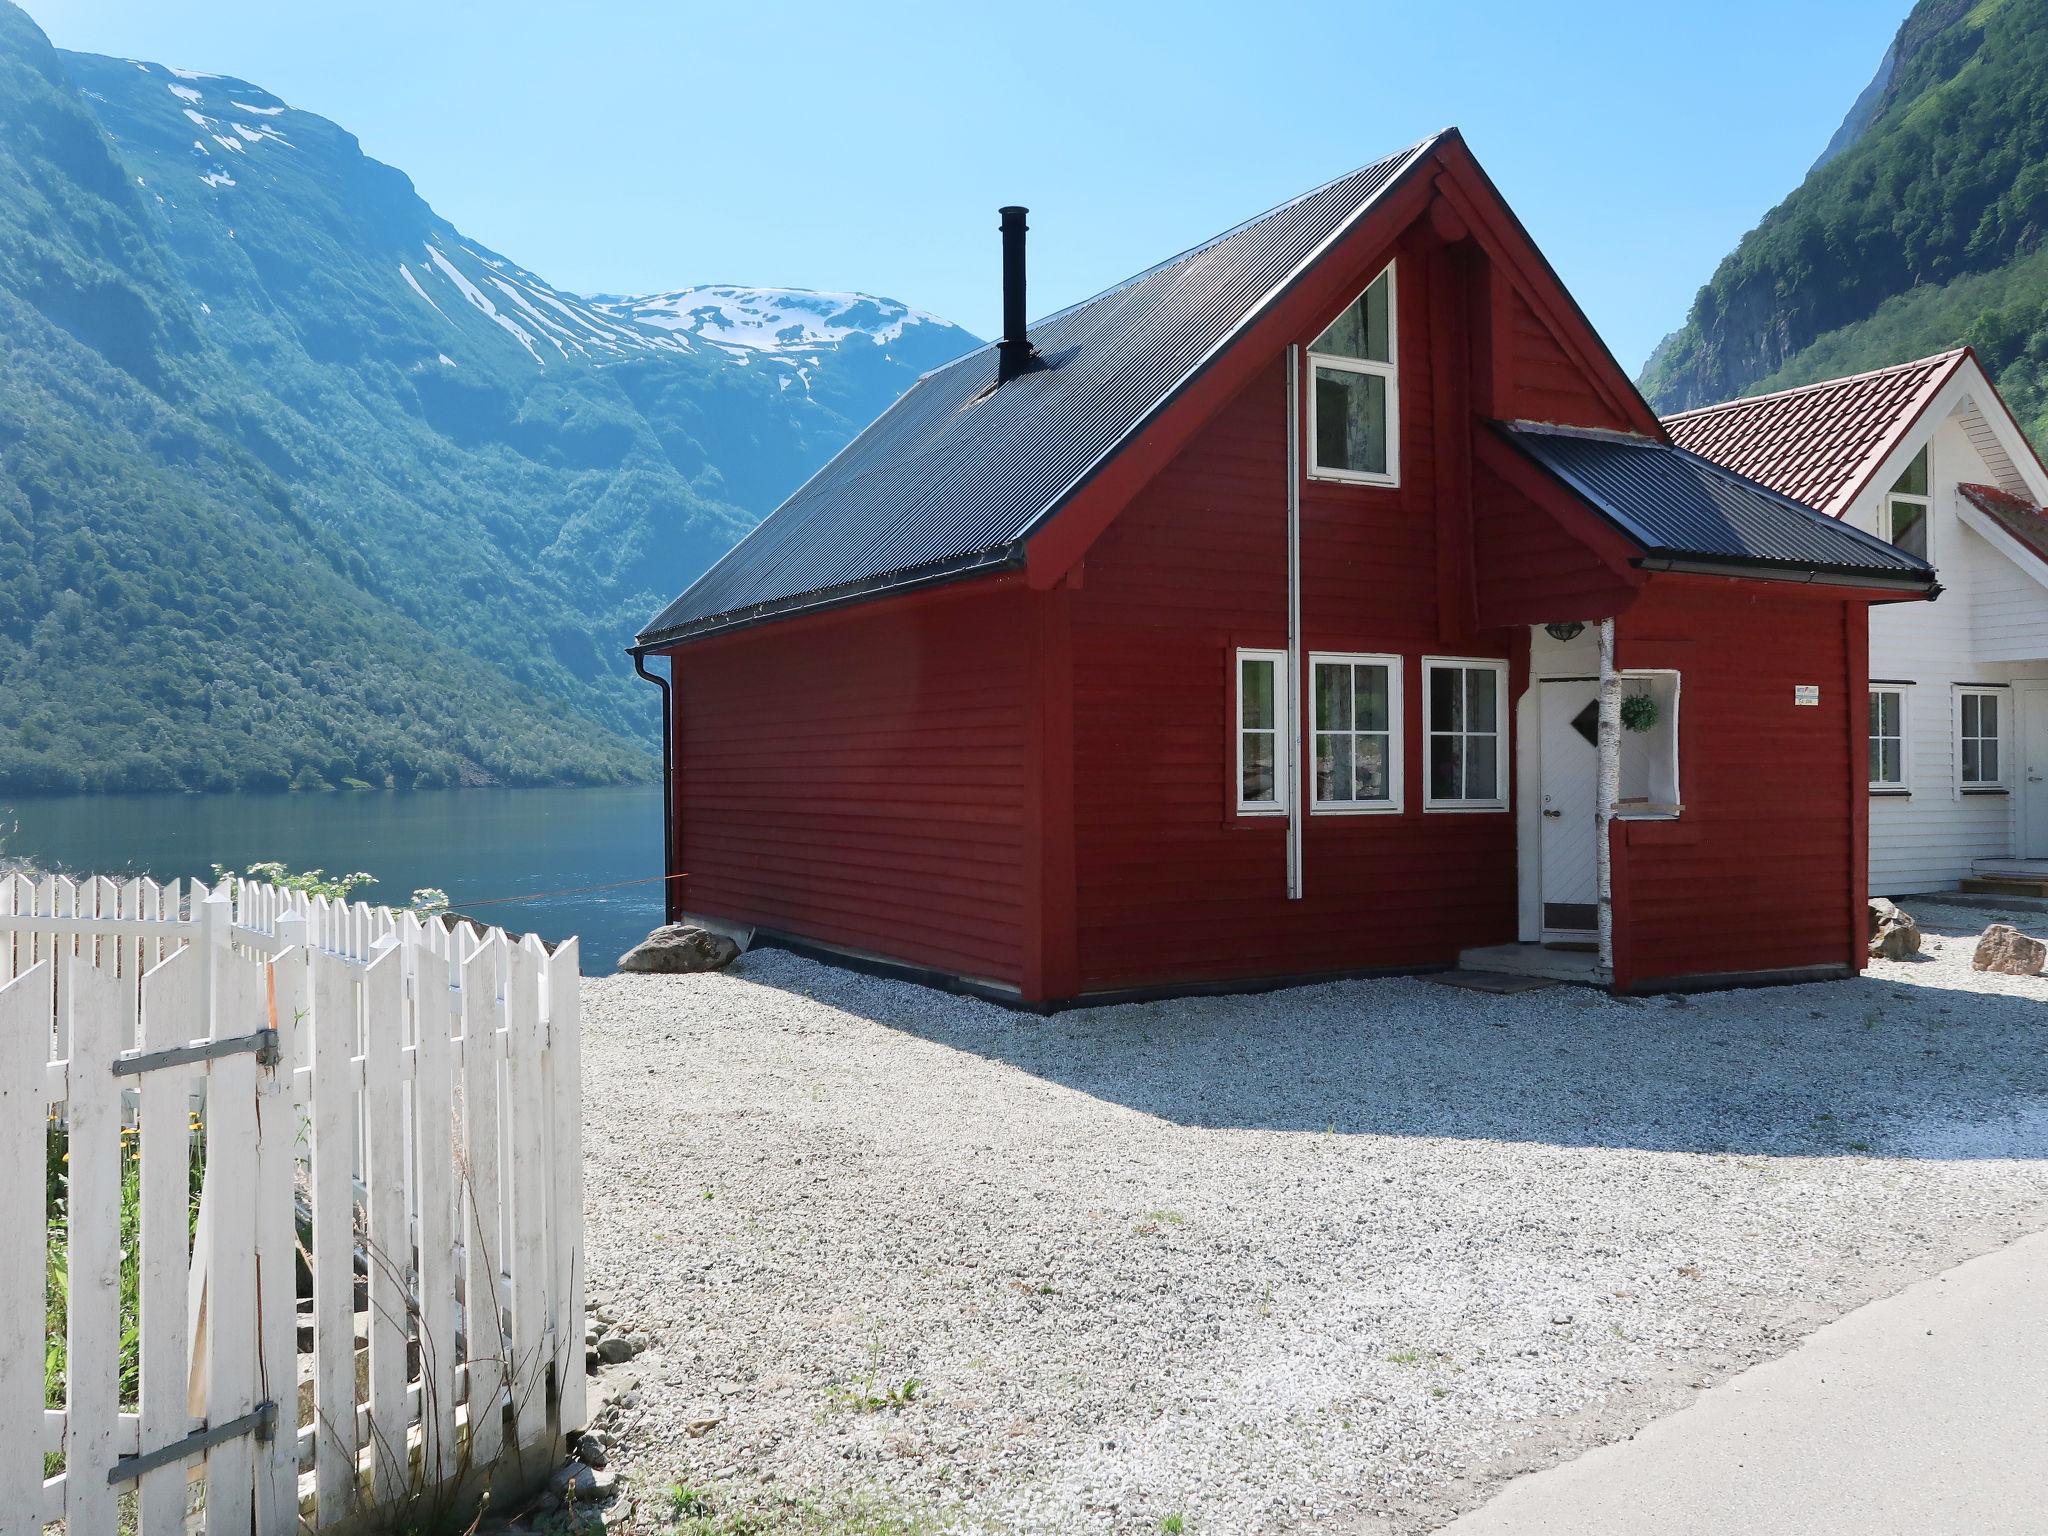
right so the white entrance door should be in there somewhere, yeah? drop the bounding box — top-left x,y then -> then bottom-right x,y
1539,679 -> 1600,935
2021,683 -> 2048,860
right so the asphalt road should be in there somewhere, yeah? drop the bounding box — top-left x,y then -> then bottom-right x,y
1439,1230 -> 2048,1535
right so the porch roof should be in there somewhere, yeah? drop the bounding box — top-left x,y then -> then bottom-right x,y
1497,421 -> 1937,590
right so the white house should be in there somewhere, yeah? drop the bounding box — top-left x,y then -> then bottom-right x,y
1667,348 -> 2048,896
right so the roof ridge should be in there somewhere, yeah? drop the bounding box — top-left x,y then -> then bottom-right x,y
880,131 -> 1457,392
1024,130 -> 1454,335
1661,348 -> 1968,421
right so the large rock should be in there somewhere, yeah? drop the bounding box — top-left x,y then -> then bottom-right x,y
616,924 -> 738,974
1971,924 -> 2047,976
1867,897 -> 1921,960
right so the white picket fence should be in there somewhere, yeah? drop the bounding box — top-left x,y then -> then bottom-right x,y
0,874 -> 586,1532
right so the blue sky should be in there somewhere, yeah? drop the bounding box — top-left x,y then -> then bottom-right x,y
28,0 -> 1904,371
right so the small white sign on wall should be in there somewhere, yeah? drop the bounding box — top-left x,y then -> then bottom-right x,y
1794,684 -> 1820,707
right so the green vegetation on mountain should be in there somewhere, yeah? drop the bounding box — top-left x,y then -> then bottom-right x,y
0,2 -> 974,793
1641,0 -> 2048,441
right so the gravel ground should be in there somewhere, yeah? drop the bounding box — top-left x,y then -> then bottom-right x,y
576,901 -> 2048,1535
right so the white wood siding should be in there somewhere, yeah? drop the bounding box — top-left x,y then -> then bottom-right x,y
1864,403 -> 2048,893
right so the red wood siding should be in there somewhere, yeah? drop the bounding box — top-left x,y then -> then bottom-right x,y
1471,457 -> 1639,626
672,587 -> 1032,989
1497,279 -> 1637,432
1066,251 -> 1522,994
1609,579 -> 1867,989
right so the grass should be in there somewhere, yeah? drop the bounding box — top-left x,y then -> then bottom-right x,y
45,1113 -> 206,1420
825,1377 -> 922,1415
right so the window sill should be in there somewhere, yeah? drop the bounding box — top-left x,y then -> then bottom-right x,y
1960,787 -> 2010,796
1423,802 -> 1509,814
1312,802 -> 1404,816
1235,806 -> 1288,819
1614,803 -> 1683,821
1869,787 -> 1912,797
1307,469 -> 1399,489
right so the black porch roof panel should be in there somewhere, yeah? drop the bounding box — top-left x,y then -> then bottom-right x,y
1497,421 -> 1937,587
636,133 -> 1447,647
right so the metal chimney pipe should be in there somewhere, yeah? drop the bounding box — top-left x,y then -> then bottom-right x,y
997,205 -> 1034,383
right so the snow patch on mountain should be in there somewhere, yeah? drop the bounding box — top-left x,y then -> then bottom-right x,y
601,286 -> 947,357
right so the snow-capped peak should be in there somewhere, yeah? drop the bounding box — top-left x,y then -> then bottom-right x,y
597,286 -> 947,356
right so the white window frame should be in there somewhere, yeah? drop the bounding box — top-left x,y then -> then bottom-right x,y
1956,685 -> 2008,793
1879,443 -> 1933,562
1613,669 -> 1683,819
1868,684 -> 1912,793
1307,262 -> 1400,488
1422,656 -> 1510,812
1236,648 -> 1289,816
1309,652 -> 1404,814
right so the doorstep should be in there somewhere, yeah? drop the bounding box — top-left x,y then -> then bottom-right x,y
1456,942 -> 1606,985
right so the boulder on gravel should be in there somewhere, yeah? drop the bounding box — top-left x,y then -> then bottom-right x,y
1867,897 -> 1921,960
1971,923 -> 2046,976
617,924 -> 738,974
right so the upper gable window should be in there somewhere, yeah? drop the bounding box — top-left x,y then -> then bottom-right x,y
1882,445 -> 1930,559
1308,265 -> 1398,485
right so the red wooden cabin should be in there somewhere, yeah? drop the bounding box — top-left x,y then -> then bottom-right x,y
631,130 -> 1934,1006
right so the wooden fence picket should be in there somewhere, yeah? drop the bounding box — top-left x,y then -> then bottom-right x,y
547,937 -> 587,1434
136,946 -> 196,1536
0,964 -> 48,1536
255,927 -> 306,1532
362,943 -> 410,1506
503,934 -> 549,1447
202,928 -> 262,1532
413,920 -> 460,1488
460,932 -> 508,1471
63,949 -> 124,1534
309,949 -> 359,1522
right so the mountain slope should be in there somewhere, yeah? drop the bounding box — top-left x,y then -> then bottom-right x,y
1641,0 -> 2048,438
0,3 -> 976,792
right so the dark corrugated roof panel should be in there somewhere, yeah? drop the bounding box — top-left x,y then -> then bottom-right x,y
1499,421 -> 1936,585
637,133 -> 1446,647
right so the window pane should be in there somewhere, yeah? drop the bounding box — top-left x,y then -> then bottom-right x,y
1355,664 -> 1389,732
1326,734 -> 1355,801
1431,665 -> 1462,731
1466,667 -> 1498,732
1309,270 -> 1391,364
1466,738 -> 1499,801
1315,663 -> 1351,731
1962,693 -> 1978,736
1242,657 -> 1274,731
1882,692 -> 1900,735
1430,735 -> 1462,801
1963,738 -> 1981,782
1892,445 -> 1929,497
1981,695 -> 1999,738
1882,740 -> 1903,784
1889,499 -> 1927,558
1984,740 -> 2000,782
1243,731 -> 1275,802
1869,692 -> 1884,736
1362,270 -> 1391,363
1314,367 -> 1389,476
1358,734 -> 1389,800
1868,732 -> 1883,782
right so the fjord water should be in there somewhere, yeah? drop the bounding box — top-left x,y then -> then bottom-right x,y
3,787 -> 663,974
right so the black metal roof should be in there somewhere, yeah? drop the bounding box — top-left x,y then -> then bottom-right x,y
636,133 -> 1447,647
1497,422 -> 1937,588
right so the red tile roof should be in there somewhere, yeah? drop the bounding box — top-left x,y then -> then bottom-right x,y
1958,482 -> 2048,566
1662,350 -> 1969,518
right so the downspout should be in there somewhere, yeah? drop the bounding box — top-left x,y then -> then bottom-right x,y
632,650 -> 679,925
1285,344 -> 1305,901
1595,618 -> 1620,982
